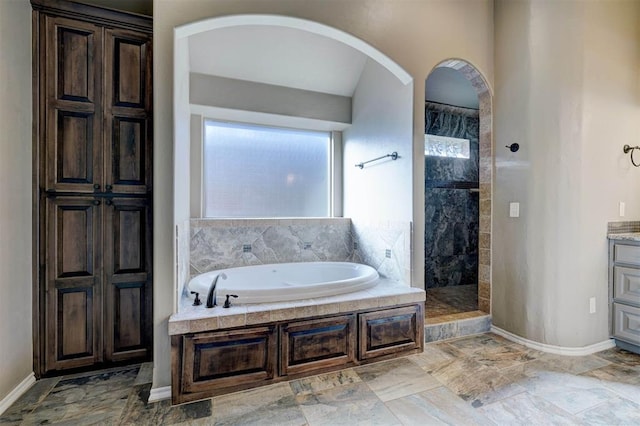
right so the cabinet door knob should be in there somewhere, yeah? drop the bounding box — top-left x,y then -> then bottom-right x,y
105,184 -> 113,191
106,199 -> 113,206
92,200 -> 101,206
93,184 -> 100,190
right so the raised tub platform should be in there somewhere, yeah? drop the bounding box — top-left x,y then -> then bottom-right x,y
169,279 -> 425,404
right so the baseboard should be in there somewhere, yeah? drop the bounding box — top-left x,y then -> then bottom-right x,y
491,326 -> 615,356
148,386 -> 171,403
0,373 -> 36,416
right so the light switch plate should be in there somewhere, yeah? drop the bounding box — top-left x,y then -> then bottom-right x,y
619,202 -> 626,217
509,202 -> 520,218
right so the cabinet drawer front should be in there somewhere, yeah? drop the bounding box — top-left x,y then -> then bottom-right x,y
613,266 -> 640,305
181,326 -> 277,394
359,305 -> 424,360
613,303 -> 640,344
614,244 -> 640,266
280,315 -> 356,376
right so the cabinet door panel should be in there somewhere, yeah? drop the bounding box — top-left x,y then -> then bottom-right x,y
614,266 -> 640,306
111,117 -> 147,189
181,327 -> 277,395
44,16 -> 102,193
104,29 -> 152,194
104,198 -> 152,362
613,303 -> 640,345
614,244 -> 640,267
280,315 -> 356,376
359,305 -> 424,360
45,197 -> 102,372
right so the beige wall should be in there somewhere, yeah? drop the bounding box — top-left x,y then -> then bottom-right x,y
154,0 -> 494,389
343,59 -> 413,222
493,0 -> 640,347
0,0 -> 33,402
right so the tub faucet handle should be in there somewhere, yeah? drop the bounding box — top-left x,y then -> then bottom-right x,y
190,291 -> 201,306
223,294 -> 238,308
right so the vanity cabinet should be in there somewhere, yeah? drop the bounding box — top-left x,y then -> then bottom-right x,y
172,303 -> 424,404
609,239 -> 640,354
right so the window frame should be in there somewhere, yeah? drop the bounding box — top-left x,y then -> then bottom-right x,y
191,116 -> 342,219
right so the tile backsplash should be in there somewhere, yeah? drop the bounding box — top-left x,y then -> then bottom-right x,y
351,219 -> 412,284
180,218 -> 412,300
607,221 -> 640,234
189,218 -> 352,275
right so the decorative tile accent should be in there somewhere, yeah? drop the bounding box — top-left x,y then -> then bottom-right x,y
189,218 -> 352,275
350,220 -> 411,283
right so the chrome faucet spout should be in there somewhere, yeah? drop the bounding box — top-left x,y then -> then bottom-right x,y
206,272 -> 227,308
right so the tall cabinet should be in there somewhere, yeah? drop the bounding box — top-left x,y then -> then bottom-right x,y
31,0 -> 153,375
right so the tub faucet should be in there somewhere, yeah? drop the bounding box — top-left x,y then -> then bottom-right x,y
206,273 -> 227,308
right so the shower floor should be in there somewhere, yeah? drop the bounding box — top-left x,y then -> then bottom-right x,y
425,284 -> 481,323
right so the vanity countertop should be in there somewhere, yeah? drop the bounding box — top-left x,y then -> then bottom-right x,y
608,232 -> 640,242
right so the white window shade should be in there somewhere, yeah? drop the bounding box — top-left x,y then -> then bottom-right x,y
203,120 -> 330,218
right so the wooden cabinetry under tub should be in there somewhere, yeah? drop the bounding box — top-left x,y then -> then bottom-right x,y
280,314 -> 357,376
171,303 -> 424,404
172,326 -> 277,403
609,238 -> 640,354
359,306 -> 423,360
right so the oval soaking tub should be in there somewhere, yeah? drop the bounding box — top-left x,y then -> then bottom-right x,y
187,262 -> 379,304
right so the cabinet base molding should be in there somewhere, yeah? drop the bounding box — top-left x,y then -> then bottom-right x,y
491,326 -> 615,356
148,386 -> 171,403
171,303 -> 423,405
614,339 -> 640,355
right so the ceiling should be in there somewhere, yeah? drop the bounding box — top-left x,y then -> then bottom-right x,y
425,67 -> 479,109
188,25 -> 368,97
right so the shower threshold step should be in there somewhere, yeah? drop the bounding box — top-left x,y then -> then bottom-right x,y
425,312 -> 491,343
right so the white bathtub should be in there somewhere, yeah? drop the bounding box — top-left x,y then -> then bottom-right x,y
187,262 -> 379,304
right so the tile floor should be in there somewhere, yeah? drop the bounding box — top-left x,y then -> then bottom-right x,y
425,284 -> 478,319
2,332 -> 640,425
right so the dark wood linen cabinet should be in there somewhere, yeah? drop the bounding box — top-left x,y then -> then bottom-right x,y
31,0 -> 153,376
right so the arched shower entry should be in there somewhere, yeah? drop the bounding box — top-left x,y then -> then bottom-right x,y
423,59 -> 493,321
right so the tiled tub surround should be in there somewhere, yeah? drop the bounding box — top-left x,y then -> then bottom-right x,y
170,279 -> 424,335
182,218 -> 411,300
170,280 -> 425,403
351,219 -> 412,284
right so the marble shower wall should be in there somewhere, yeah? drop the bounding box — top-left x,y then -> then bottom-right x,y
351,220 -> 412,284
425,102 -> 479,289
189,218 -> 353,277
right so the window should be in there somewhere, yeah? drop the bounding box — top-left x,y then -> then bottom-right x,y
424,134 -> 470,159
203,120 -> 331,218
